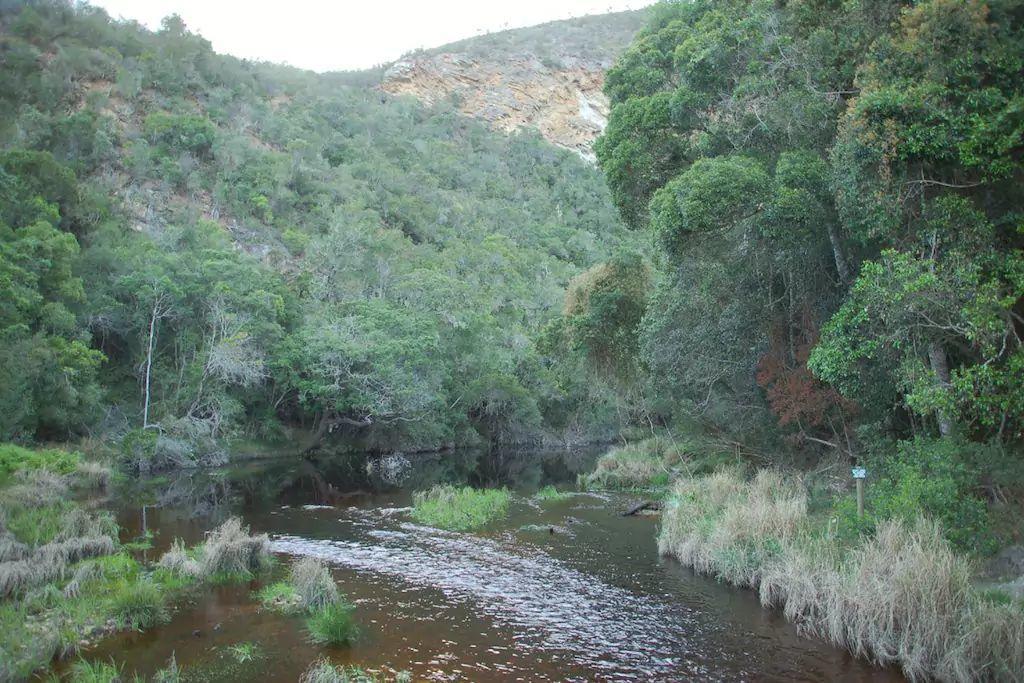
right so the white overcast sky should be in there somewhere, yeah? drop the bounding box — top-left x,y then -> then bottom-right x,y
88,1 -> 653,72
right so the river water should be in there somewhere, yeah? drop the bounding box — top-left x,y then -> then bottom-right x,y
84,448 -> 904,682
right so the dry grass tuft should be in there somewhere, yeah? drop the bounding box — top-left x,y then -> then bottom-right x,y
198,518 -> 270,578
290,557 -> 340,611
158,538 -> 201,578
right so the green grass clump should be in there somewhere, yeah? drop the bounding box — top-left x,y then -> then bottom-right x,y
411,485 -> 510,530
534,485 -> 572,502
305,601 -> 359,646
299,658 -> 394,683
68,658 -> 122,682
579,436 -> 737,491
290,556 -> 340,611
227,641 -> 262,663
256,580 -> 301,611
0,443 -> 81,487
109,578 -> 169,630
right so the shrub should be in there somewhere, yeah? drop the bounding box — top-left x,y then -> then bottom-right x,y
866,437 -> 996,555
411,485 -> 510,530
109,578 -> 168,630
73,461 -> 112,491
2,469 -> 69,509
290,557 -> 339,611
305,602 -> 359,646
158,538 -> 201,579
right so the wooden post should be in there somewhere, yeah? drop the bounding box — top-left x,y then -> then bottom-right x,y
852,467 -> 866,518
856,478 -> 864,518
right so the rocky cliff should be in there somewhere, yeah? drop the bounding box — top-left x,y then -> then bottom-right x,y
380,10 -> 647,161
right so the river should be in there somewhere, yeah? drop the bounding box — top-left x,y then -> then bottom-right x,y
82,447 -> 904,682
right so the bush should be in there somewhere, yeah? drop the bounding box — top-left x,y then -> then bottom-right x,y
578,436 -> 700,490
411,485 -> 510,530
305,602 -> 358,646
157,538 -> 201,578
858,437 -> 996,555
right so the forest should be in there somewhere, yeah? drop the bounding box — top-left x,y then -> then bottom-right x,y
0,1 -> 642,466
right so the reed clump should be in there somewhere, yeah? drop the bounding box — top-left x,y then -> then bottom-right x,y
659,468 -> 1024,682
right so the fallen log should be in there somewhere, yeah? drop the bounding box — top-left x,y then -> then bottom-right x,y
622,500 -> 661,516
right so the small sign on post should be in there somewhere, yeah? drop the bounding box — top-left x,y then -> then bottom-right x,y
852,467 -> 867,517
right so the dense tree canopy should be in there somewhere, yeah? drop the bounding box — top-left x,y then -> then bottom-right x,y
0,1 -> 639,453
595,0 -> 1023,453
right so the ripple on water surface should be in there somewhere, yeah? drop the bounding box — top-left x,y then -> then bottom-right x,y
272,509 -> 744,681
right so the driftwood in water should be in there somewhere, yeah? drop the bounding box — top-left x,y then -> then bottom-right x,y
622,500 -> 661,516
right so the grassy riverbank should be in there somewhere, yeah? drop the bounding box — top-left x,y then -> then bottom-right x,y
0,444 -> 273,680
658,467 -> 1024,681
577,436 -> 737,492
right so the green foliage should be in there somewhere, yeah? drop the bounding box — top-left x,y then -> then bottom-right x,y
0,1 -> 642,454
861,437 -> 997,555
143,112 -> 216,157
255,580 -> 300,612
227,641 -> 262,664
534,485 -> 572,502
304,601 -> 359,646
649,156 -> 770,258
0,443 -> 81,486
564,251 -> 651,383
411,485 -> 511,530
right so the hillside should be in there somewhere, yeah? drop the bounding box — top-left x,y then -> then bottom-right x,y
381,10 -> 648,160
0,3 -> 641,458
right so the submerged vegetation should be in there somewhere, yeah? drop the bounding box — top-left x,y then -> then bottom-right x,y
410,485 -> 511,530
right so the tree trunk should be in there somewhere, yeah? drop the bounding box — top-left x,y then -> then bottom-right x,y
826,223 -> 852,284
302,412 -> 374,453
143,301 -> 159,429
928,341 -> 953,437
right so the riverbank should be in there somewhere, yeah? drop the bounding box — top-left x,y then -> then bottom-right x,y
656,466 -> 1024,681
0,443 -> 279,680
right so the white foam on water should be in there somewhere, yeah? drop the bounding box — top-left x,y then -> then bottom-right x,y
271,519 -> 741,680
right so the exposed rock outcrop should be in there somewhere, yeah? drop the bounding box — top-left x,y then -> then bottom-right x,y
380,10 -> 646,161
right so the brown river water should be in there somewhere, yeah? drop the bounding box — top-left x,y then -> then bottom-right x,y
76,448 -> 905,682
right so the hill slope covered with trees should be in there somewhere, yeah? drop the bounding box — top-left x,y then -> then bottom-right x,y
0,1 -> 643,464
